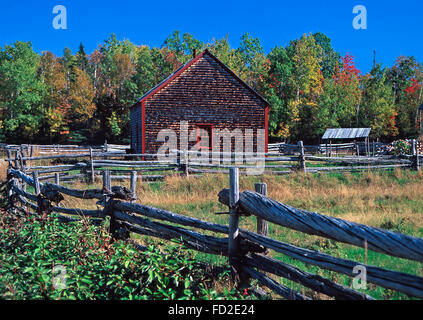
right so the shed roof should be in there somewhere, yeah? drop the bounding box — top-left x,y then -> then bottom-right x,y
322,128 -> 371,140
131,49 -> 269,108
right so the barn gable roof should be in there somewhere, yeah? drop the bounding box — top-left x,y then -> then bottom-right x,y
131,49 -> 269,108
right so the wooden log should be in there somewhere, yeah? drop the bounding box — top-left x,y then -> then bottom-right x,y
130,171 -> 137,202
255,183 -> 268,255
92,159 -> 177,165
413,139 -> 420,170
298,141 -> 306,172
305,155 -> 411,164
44,182 -> 104,199
11,183 -> 38,202
9,168 -> 104,199
188,162 -> 295,169
32,171 -> 40,195
15,195 -> 38,211
218,189 -> 423,263
103,170 -> 111,193
25,163 -> 88,173
51,206 -> 104,218
6,148 -> 12,167
113,211 -> 228,255
14,151 -> 19,168
90,147 -> 95,183
57,174 -> 85,181
306,164 -> 410,172
228,167 -> 245,283
239,229 -> 423,298
244,254 -> 373,300
108,174 -> 166,181
242,266 -> 309,300
93,162 -> 175,168
107,167 -> 177,172
113,201 -> 229,235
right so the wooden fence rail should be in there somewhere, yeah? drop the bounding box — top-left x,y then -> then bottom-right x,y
218,189 -> 423,263
5,165 -> 423,300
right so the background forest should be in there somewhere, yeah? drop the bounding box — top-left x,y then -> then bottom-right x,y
0,31 -> 422,145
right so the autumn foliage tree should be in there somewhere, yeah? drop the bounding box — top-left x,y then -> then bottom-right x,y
0,32 -> 422,144
315,54 -> 362,137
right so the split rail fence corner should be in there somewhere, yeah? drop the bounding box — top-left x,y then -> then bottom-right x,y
5,161 -> 423,300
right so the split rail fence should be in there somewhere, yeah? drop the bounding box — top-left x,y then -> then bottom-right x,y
5,164 -> 423,300
2,140 -> 421,186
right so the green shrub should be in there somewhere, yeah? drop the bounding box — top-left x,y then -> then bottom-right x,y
0,212 -> 243,300
392,140 -> 412,155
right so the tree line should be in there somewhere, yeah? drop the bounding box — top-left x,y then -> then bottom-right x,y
0,31 -> 422,144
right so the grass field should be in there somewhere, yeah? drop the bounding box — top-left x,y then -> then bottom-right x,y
3,159 -> 423,299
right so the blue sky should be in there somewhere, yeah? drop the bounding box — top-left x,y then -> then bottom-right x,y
0,0 -> 422,73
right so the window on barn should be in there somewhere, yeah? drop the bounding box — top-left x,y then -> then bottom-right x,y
196,124 -> 213,150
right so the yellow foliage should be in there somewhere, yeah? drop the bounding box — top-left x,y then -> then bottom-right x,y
277,123 -> 290,138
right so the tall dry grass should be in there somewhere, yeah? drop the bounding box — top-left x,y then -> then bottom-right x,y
125,171 -> 423,234
57,170 -> 423,236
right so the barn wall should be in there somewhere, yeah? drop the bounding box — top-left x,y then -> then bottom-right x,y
142,53 -> 267,155
130,103 -> 142,153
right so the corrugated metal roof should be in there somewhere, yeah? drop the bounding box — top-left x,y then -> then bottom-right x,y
322,128 -> 371,140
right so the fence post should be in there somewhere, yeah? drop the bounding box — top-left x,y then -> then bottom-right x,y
255,183 -> 269,255
6,168 -> 13,208
89,147 -> 95,183
176,150 -> 181,171
55,173 -> 60,185
181,150 -> 189,176
14,151 -> 19,169
32,171 -> 40,195
6,148 -> 12,167
130,170 -> 137,202
412,139 -> 420,171
102,170 -> 111,193
19,146 -> 25,167
298,141 -> 306,173
228,167 -> 242,281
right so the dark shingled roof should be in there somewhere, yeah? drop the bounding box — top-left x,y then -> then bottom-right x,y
130,49 -> 269,109
322,128 -> 371,140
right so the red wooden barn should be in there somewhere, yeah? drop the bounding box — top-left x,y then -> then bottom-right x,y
130,49 -> 269,156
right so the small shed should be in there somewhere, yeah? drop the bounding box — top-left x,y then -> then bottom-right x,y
322,128 -> 371,156
130,49 -> 269,155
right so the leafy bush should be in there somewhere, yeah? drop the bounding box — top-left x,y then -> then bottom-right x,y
392,140 -> 412,155
0,212 -> 243,300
